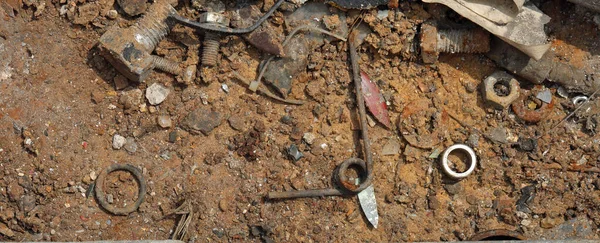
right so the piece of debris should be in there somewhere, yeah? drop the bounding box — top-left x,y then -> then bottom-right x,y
182,108 -> 222,135
361,72 -> 391,128
303,132 -> 316,145
119,89 -> 143,109
287,144 -> 303,161
112,134 -> 126,149
124,137 -> 137,154
536,89 -> 553,104
117,0 -> 147,16
157,115 -> 172,128
381,139 -> 400,155
146,83 -> 170,105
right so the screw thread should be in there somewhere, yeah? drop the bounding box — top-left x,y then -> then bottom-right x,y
436,29 -> 490,54
202,31 -> 220,67
151,55 -> 181,75
131,1 -> 176,53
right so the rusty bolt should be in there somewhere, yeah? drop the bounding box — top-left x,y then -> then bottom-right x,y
98,0 -> 177,82
420,23 -> 490,64
482,71 -> 521,109
199,12 -> 230,67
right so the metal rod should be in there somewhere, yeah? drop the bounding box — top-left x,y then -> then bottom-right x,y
348,30 -> 373,191
267,188 -> 344,200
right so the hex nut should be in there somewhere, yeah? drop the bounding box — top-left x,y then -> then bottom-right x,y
420,23 -> 439,64
483,71 -> 520,109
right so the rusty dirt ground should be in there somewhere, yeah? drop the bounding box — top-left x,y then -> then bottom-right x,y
1,0 -> 600,242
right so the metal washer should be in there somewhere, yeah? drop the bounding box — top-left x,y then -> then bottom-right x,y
441,144 -> 477,179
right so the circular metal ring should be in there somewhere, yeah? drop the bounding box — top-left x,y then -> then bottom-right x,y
440,144 -> 477,180
95,164 -> 146,215
336,158 -> 371,193
572,96 -> 588,106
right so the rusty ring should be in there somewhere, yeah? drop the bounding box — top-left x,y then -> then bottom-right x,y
335,158 -> 371,193
469,229 -> 526,241
511,90 -> 554,123
95,164 -> 146,215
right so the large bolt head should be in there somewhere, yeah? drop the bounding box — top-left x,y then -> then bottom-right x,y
198,12 -> 230,26
98,26 -> 154,82
420,23 -> 439,64
483,71 -> 521,109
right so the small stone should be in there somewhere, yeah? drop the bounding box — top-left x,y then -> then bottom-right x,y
212,228 -> 225,238
366,115 -> 376,127
443,183 -> 463,196
89,171 -> 97,181
228,116 -> 245,131
395,195 -> 410,204
540,217 -> 563,229
0,222 -> 15,238
117,0 -> 147,16
303,133 -> 316,145
221,83 -> 229,93
487,127 -> 509,144
106,9 -> 118,20
113,75 -> 128,90
382,139 -> 400,155
157,115 -> 172,128
112,134 -> 126,149
91,90 -> 105,104
106,194 -> 114,204
182,109 -> 222,135
119,89 -> 143,109
82,175 -> 91,184
218,199 -> 228,212
148,106 -> 157,114
168,131 -> 179,143
280,115 -> 293,125
521,219 -> 532,227
146,83 -> 170,105
124,137 -> 137,154
50,229 -> 56,235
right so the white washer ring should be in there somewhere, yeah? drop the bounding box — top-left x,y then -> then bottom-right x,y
441,144 -> 477,179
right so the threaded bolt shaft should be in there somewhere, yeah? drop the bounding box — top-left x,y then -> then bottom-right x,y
436,28 -> 490,54
202,31 -> 221,67
150,55 -> 181,75
130,1 -> 176,53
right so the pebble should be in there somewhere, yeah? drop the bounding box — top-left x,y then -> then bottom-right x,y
124,137 -> 137,154
221,83 -> 229,93
106,194 -> 114,204
90,171 -> 97,181
443,183 -> 463,196
119,89 -> 143,109
112,134 -> 126,149
117,0 -> 147,16
157,115 -> 172,128
106,9 -> 118,20
91,90 -> 105,104
113,75 -> 128,90
382,139 -> 400,155
168,131 -> 179,143
212,228 -> 225,238
521,219 -> 532,227
541,217 -> 564,229
228,115 -> 245,131
146,83 -> 170,105
218,199 -> 228,212
181,108 -> 222,135
303,133 -> 316,145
